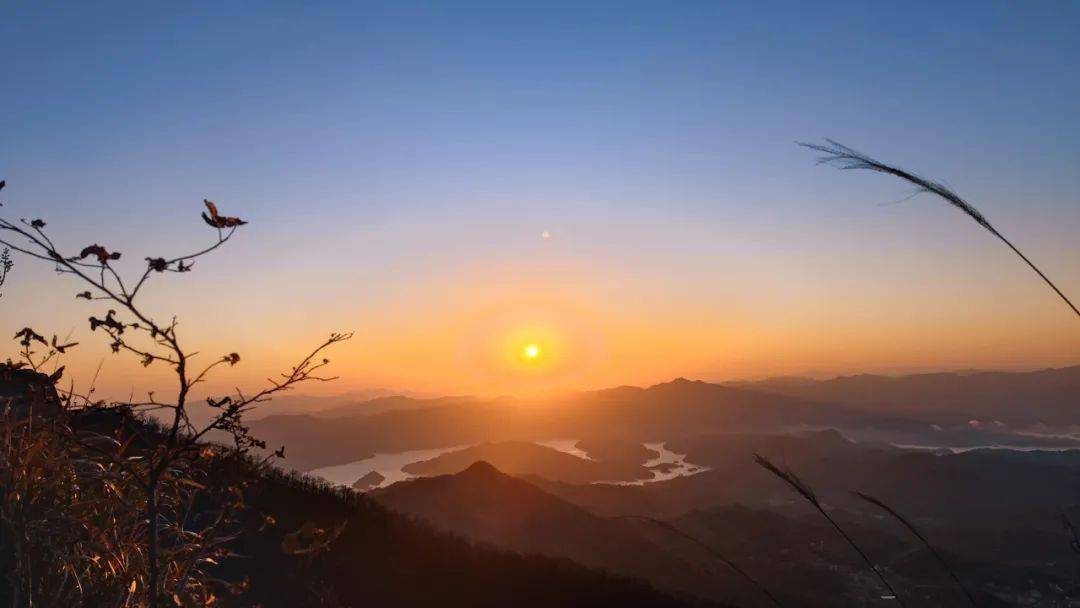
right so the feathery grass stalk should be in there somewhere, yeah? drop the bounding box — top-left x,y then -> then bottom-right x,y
1059,508 -> 1080,587
617,515 -> 784,608
853,491 -> 977,607
801,139 -> 1080,319
753,454 -> 904,606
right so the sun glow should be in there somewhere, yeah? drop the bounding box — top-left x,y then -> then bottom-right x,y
523,343 -> 540,359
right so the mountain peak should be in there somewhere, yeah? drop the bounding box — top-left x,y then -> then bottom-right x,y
657,377 -> 705,388
646,377 -> 712,392
462,460 -> 501,477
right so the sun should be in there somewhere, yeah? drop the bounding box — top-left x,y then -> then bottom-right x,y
523,343 -> 540,359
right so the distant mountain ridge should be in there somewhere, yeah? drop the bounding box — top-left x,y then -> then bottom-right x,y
251,378 -> 914,470
247,388 -> 452,420
252,369 -> 1080,472
729,365 -> 1080,425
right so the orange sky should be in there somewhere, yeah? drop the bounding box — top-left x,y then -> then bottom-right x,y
2,207 -> 1077,403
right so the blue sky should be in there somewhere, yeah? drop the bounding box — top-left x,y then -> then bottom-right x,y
1,2 -> 1078,394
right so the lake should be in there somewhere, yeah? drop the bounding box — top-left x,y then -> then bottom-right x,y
309,445 -> 470,488
309,439 -> 709,489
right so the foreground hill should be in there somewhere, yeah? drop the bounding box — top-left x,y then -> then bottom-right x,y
522,431 -> 1080,604
521,430 -> 1080,527
400,440 -> 652,483
373,461 -> 752,606
223,462 -> 714,608
374,449 -> 1074,606
372,459 -> 1034,606
0,369 -> 713,608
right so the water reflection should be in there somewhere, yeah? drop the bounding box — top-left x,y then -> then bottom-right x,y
309,445 -> 469,489
596,442 -> 709,486
535,438 -> 595,461
309,439 -> 708,490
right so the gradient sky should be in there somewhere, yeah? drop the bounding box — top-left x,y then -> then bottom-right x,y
1,2 -> 1078,399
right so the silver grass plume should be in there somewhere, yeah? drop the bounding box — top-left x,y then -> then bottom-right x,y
801,139 -> 1079,319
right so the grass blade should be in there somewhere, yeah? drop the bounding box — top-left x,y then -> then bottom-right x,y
618,514 -> 784,608
754,454 -> 904,606
853,491 -> 977,607
1060,508 -> 1080,555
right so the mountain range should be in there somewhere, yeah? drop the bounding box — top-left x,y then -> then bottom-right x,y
729,365 -> 1080,426
252,367 -> 1080,472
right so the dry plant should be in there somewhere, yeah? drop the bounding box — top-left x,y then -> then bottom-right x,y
1059,509 -> 1080,586
801,139 -> 1079,319
753,454 -> 904,606
0,179 -> 350,607
0,367 -> 160,606
852,491 -> 976,607
0,248 -> 12,298
0,182 -> 12,298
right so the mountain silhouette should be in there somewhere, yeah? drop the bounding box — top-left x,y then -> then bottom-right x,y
250,378 -> 917,471
732,365 -> 1080,425
374,460 -> 750,605
401,440 -> 651,483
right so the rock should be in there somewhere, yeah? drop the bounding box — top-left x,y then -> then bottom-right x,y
0,363 -> 61,416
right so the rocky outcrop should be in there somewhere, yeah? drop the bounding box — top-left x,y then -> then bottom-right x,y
0,364 -> 61,416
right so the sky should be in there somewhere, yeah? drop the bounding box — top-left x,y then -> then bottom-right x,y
1,1 -> 1078,399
